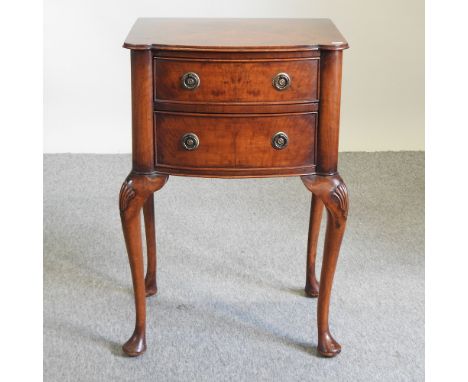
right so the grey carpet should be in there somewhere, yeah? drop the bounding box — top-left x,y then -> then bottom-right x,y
44,152 -> 424,381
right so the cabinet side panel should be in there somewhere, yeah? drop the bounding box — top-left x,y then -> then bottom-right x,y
131,50 -> 155,172
316,50 -> 343,174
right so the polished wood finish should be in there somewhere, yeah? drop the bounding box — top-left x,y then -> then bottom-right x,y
119,173 -> 168,356
155,50 -> 321,60
124,18 -> 348,51
130,50 -> 154,173
154,57 -> 319,103
316,50 -> 343,174
120,18 -> 349,358
155,112 -> 316,173
153,99 -> 318,115
301,174 -> 348,357
143,195 -> 157,296
305,195 -> 324,298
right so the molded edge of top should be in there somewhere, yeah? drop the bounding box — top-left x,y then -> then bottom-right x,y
122,42 -> 349,51
123,18 -> 349,52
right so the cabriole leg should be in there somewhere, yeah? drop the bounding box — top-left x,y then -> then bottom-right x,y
143,195 -> 158,297
305,195 -> 324,297
119,173 -> 168,356
301,174 -> 349,357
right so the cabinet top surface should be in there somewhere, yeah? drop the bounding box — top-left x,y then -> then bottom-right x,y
124,18 -> 348,52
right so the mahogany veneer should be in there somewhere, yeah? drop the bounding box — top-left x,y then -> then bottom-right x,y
120,18 -> 349,358
154,57 -> 319,103
155,112 -> 317,176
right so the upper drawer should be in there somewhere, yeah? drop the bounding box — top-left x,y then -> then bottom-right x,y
153,58 -> 319,103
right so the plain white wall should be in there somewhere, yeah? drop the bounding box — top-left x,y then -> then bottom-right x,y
44,0 -> 424,153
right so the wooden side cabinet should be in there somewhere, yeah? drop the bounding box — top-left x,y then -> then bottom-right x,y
120,18 -> 349,358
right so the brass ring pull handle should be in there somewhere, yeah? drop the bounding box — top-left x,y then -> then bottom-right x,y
272,72 -> 291,90
181,133 -> 200,150
181,72 -> 200,90
272,132 -> 289,150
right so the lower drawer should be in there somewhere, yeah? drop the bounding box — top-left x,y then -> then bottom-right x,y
154,112 -> 317,176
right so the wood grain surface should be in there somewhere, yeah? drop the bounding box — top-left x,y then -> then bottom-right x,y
154,57 -> 319,103
124,18 -> 348,51
120,18 -> 349,359
155,111 -> 317,171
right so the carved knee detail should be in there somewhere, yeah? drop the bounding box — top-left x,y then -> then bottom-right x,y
119,172 -> 168,357
330,181 -> 349,224
119,178 -> 136,213
302,173 -> 349,358
301,174 -> 349,227
119,173 -> 169,216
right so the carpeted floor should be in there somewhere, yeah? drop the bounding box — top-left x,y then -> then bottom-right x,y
44,152 -> 424,381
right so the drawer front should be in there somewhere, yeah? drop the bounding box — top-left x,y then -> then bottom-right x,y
155,112 -> 316,172
154,58 -> 319,103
